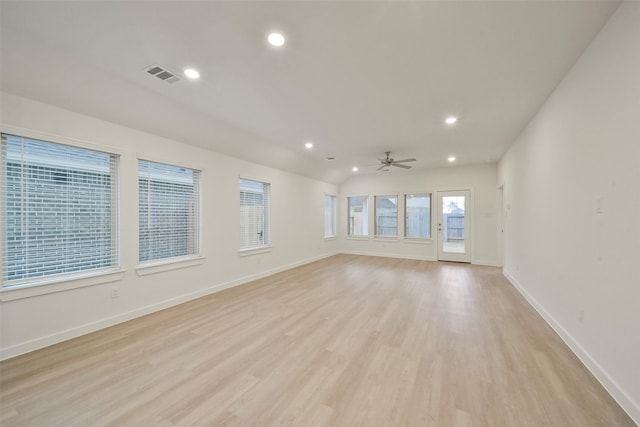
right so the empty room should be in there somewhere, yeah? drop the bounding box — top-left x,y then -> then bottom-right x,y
0,1 -> 638,426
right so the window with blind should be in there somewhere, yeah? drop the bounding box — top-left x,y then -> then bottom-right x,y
1,133 -> 119,288
324,194 -> 336,238
347,195 -> 368,237
405,193 -> 431,239
138,160 -> 200,264
240,178 -> 270,250
375,195 -> 398,237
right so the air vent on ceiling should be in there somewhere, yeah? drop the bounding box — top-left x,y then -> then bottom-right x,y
145,65 -> 181,84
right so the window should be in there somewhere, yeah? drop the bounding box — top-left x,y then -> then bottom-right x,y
347,196 -> 368,237
324,194 -> 336,238
138,160 -> 200,264
1,133 -> 119,287
375,195 -> 398,237
405,193 -> 431,239
240,178 -> 270,250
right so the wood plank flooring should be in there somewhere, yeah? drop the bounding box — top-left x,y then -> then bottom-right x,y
0,255 -> 635,426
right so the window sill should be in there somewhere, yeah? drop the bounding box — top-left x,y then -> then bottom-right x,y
136,256 -> 205,276
403,238 -> 433,245
324,236 -> 337,241
373,236 -> 399,242
238,246 -> 273,257
346,236 -> 369,241
0,269 -> 126,302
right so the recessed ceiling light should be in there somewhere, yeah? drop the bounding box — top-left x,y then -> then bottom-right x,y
268,32 -> 285,47
445,116 -> 458,125
305,142 -> 313,149
184,68 -> 200,79
352,166 -> 358,172
448,156 -> 456,162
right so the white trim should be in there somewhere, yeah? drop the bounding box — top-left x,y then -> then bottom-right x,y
1,124 -> 123,156
340,250 -> 436,262
136,152 -> 204,174
238,174 -> 271,185
472,259 -> 501,267
136,256 -> 205,276
238,245 -> 273,256
0,252 -> 338,361
323,236 -> 337,241
403,238 -> 433,245
503,270 -> 640,425
345,236 -> 369,241
0,270 -> 126,301
372,237 -> 399,242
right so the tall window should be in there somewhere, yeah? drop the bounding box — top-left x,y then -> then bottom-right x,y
240,178 -> 270,250
324,194 -> 336,238
1,134 -> 119,287
405,193 -> 431,239
347,196 -> 368,237
138,160 -> 200,263
375,195 -> 398,237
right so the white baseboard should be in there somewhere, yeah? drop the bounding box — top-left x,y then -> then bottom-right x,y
339,250 -> 436,262
0,252 -> 338,361
473,259 -> 502,267
341,251 -> 502,267
503,270 -> 640,426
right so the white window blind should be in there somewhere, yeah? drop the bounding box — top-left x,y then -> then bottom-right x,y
1,133 -> 119,287
375,195 -> 398,237
138,159 -> 200,263
347,196 -> 368,237
405,193 -> 431,239
324,194 -> 336,238
240,178 -> 270,250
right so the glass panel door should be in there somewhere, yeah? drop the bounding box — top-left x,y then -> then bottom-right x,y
437,190 -> 471,262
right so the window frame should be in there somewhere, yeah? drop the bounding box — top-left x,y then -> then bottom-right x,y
239,177 -> 272,254
137,158 -> 202,269
404,193 -> 432,240
347,195 -> 369,238
374,194 -> 399,238
0,127 -> 123,300
324,194 -> 337,239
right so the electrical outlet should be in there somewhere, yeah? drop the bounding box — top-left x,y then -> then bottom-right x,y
578,310 -> 584,324
110,288 -> 120,299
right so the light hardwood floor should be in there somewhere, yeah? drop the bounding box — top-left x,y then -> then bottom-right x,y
0,255 -> 635,426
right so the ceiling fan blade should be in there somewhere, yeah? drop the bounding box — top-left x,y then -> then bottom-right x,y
376,165 -> 387,171
392,163 -> 412,169
392,158 -> 416,163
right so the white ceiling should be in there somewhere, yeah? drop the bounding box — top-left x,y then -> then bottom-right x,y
0,1 -> 619,184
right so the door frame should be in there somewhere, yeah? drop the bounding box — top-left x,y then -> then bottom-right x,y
436,189 -> 473,263
498,184 -> 505,268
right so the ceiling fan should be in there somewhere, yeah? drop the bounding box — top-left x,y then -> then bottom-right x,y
376,151 -> 416,171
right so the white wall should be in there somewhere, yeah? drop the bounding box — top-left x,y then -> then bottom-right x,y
339,164 -> 500,266
498,2 -> 640,423
0,92 -> 340,359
